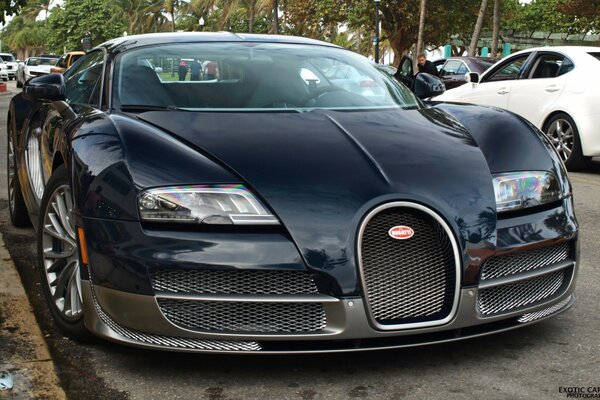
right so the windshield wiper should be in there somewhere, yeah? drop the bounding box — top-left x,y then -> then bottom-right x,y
120,104 -> 180,112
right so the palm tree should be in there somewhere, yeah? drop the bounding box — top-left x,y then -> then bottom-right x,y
416,0 -> 427,63
468,0 -> 489,56
491,0 -> 500,57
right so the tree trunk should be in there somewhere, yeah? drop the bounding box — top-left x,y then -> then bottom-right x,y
171,10 -> 176,32
416,0 -> 426,57
272,0 -> 279,34
249,3 -> 255,33
468,0 -> 489,57
491,0 -> 500,57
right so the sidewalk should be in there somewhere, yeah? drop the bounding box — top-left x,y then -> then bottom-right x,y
0,231 -> 66,399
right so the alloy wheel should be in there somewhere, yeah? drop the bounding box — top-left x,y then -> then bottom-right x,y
41,184 -> 82,320
546,118 -> 574,163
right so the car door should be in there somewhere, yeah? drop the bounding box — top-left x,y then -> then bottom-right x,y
458,53 -> 531,110
506,52 -> 573,127
395,56 -> 414,89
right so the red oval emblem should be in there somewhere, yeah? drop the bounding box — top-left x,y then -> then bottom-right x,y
388,226 -> 414,240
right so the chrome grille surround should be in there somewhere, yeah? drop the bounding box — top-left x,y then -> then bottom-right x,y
477,269 -> 568,316
150,269 -> 319,295
157,299 -> 326,333
357,202 -> 461,330
480,242 -> 572,281
518,295 -> 572,323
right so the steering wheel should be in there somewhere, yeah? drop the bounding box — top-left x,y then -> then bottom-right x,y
299,85 -> 347,106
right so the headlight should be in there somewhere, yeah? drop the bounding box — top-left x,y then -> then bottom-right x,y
138,184 -> 279,225
493,171 -> 567,212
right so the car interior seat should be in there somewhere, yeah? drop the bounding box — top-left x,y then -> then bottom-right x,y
533,61 -> 560,79
118,65 -> 176,107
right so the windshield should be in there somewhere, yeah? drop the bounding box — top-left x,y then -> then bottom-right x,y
26,57 -> 58,66
0,54 -> 16,62
114,42 -> 419,111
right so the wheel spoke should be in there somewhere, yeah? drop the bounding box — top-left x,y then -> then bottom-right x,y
44,224 -> 76,250
55,190 -> 76,240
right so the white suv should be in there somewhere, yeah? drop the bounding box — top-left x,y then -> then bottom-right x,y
0,53 -> 19,80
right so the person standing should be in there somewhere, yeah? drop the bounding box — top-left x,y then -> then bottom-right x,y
178,60 -> 188,81
189,60 -> 202,81
416,53 -> 438,76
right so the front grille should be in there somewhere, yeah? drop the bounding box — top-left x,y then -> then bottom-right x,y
359,205 -> 457,327
157,299 -> 326,333
89,281 -> 261,351
517,295 -> 572,323
477,269 -> 568,315
480,242 -> 572,281
150,269 -> 319,295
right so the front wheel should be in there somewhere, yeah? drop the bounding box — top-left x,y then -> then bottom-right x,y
37,165 -> 89,340
543,113 -> 590,171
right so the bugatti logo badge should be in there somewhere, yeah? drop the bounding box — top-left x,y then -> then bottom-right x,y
388,226 -> 414,240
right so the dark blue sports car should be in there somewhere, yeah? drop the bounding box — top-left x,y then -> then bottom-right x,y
7,32 -> 578,353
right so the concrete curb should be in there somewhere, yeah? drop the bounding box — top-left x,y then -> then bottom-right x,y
0,232 -> 67,400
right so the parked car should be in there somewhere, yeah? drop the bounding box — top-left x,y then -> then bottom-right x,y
16,56 -> 59,88
0,52 -> 19,80
436,46 -> 600,170
436,57 -> 497,89
50,51 -> 85,73
324,64 -> 387,102
0,63 -> 8,81
8,32 -> 578,353
395,56 -> 497,91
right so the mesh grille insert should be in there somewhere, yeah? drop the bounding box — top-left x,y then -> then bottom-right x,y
151,269 -> 319,295
481,242 -> 573,281
360,207 -> 456,326
477,269 -> 567,315
157,299 -> 326,334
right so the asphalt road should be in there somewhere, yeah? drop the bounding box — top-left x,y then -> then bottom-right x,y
0,79 -> 599,400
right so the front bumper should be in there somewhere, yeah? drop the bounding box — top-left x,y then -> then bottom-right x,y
82,280 -> 576,353
80,197 -> 579,353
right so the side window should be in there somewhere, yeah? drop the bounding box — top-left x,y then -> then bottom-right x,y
486,55 -> 529,82
456,62 -> 469,75
440,60 -> 462,76
530,54 -> 567,79
64,51 -> 104,106
56,55 -> 68,68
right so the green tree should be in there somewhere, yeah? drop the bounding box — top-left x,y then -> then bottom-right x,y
0,0 -> 27,25
46,0 -> 127,53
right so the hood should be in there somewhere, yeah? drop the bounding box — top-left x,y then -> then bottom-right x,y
136,108 -> 497,294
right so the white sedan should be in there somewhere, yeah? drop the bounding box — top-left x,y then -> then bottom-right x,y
0,63 -> 7,81
16,56 -> 59,88
436,46 -> 600,170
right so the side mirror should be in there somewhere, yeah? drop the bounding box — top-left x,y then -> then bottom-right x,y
23,73 -> 66,102
465,72 -> 480,84
414,73 -> 446,99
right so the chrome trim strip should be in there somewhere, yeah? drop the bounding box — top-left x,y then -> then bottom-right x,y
155,292 -> 340,303
478,260 -> 575,289
357,201 -> 461,331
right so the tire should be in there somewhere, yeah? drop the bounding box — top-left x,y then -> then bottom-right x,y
543,113 -> 590,171
37,165 -> 89,340
7,118 -> 31,227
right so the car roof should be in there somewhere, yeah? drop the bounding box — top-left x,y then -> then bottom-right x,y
98,32 -> 340,52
